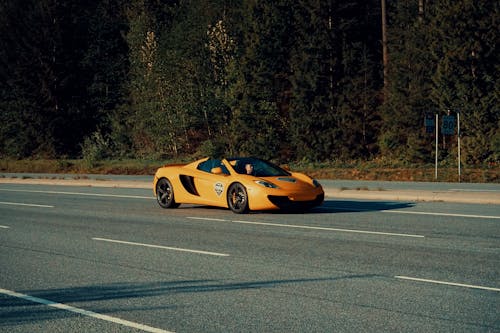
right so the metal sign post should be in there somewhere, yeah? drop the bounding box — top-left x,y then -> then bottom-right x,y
435,113 -> 438,180
428,110 -> 460,182
457,111 -> 461,182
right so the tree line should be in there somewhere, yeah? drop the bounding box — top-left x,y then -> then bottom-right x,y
1,0 -> 498,165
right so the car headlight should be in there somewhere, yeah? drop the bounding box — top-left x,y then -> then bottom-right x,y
313,179 -> 321,188
255,180 -> 279,188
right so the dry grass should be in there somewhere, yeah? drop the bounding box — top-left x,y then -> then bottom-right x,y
0,159 -> 498,183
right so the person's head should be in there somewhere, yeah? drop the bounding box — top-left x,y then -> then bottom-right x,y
245,163 -> 253,175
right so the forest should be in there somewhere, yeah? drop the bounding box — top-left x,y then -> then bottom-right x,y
0,0 -> 498,167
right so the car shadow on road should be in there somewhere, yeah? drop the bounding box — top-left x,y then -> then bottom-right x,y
309,199 -> 415,214
171,200 -> 414,215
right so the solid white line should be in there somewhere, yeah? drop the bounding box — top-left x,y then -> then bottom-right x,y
0,201 -> 54,208
0,188 -> 153,200
382,210 -> 500,220
395,276 -> 500,292
187,217 -> 424,238
0,288 -> 174,333
93,237 -> 229,257
450,189 -> 500,193
333,206 -> 500,220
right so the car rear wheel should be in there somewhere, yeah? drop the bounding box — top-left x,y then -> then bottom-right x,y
227,182 -> 249,214
156,178 -> 180,208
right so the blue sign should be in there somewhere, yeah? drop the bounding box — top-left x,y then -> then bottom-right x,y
442,115 -> 455,135
425,113 -> 435,133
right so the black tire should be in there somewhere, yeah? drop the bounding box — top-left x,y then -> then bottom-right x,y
156,178 -> 180,209
227,182 -> 249,214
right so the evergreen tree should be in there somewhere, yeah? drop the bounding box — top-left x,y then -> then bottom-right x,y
83,0 -> 128,132
335,0 -> 382,158
0,0 -> 129,158
379,0 -> 435,162
226,0 -> 294,159
289,0 -> 382,161
120,0 -> 179,158
428,0 -> 499,164
0,0 -> 65,157
1,0 -> 496,165
288,0 -> 338,161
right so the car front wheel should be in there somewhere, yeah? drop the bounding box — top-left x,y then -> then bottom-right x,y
156,178 -> 180,208
227,182 -> 249,214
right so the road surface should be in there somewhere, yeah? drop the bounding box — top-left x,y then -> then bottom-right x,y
0,183 -> 499,332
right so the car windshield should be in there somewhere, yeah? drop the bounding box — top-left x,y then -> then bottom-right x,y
228,157 -> 290,177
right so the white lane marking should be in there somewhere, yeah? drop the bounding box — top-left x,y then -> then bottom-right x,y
189,217 -> 227,222
0,288 -> 174,333
0,201 -> 54,208
395,276 -> 500,292
450,189 -> 500,193
0,188 -> 153,200
187,217 -> 424,238
93,237 -> 229,257
382,210 -> 500,220
333,206 -> 500,220
0,225 -> 10,229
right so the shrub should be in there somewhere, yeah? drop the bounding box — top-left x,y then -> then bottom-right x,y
80,131 -> 110,169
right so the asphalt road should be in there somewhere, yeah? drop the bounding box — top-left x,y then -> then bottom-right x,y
0,183 -> 499,332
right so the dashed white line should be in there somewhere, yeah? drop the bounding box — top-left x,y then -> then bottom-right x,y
0,288 -> 174,333
187,217 -> 425,238
395,276 -> 500,292
93,237 -> 230,257
0,225 -> 10,229
0,201 -> 54,208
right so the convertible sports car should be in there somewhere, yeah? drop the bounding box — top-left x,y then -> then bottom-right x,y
153,157 -> 324,213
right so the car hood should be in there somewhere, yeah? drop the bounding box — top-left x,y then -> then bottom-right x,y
261,176 -> 315,190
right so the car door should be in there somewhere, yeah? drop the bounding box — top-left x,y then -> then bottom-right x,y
192,159 -> 231,207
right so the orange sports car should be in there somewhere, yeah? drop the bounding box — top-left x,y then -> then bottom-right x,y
153,157 -> 324,213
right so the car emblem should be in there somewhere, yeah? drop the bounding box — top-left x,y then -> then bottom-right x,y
214,182 -> 224,196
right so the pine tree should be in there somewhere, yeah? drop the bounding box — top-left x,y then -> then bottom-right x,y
335,0 -> 382,158
288,0 -> 338,161
226,0 -> 294,159
428,0 -> 499,163
379,0 -> 435,162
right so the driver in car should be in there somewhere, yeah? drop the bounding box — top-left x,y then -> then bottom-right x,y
245,163 -> 254,175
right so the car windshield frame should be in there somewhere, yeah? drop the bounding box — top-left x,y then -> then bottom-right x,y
227,157 -> 290,177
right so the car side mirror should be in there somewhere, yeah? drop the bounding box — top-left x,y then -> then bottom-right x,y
281,164 -> 290,171
211,167 -> 224,174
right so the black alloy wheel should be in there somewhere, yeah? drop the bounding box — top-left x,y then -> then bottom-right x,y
227,182 -> 249,214
156,178 -> 180,208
